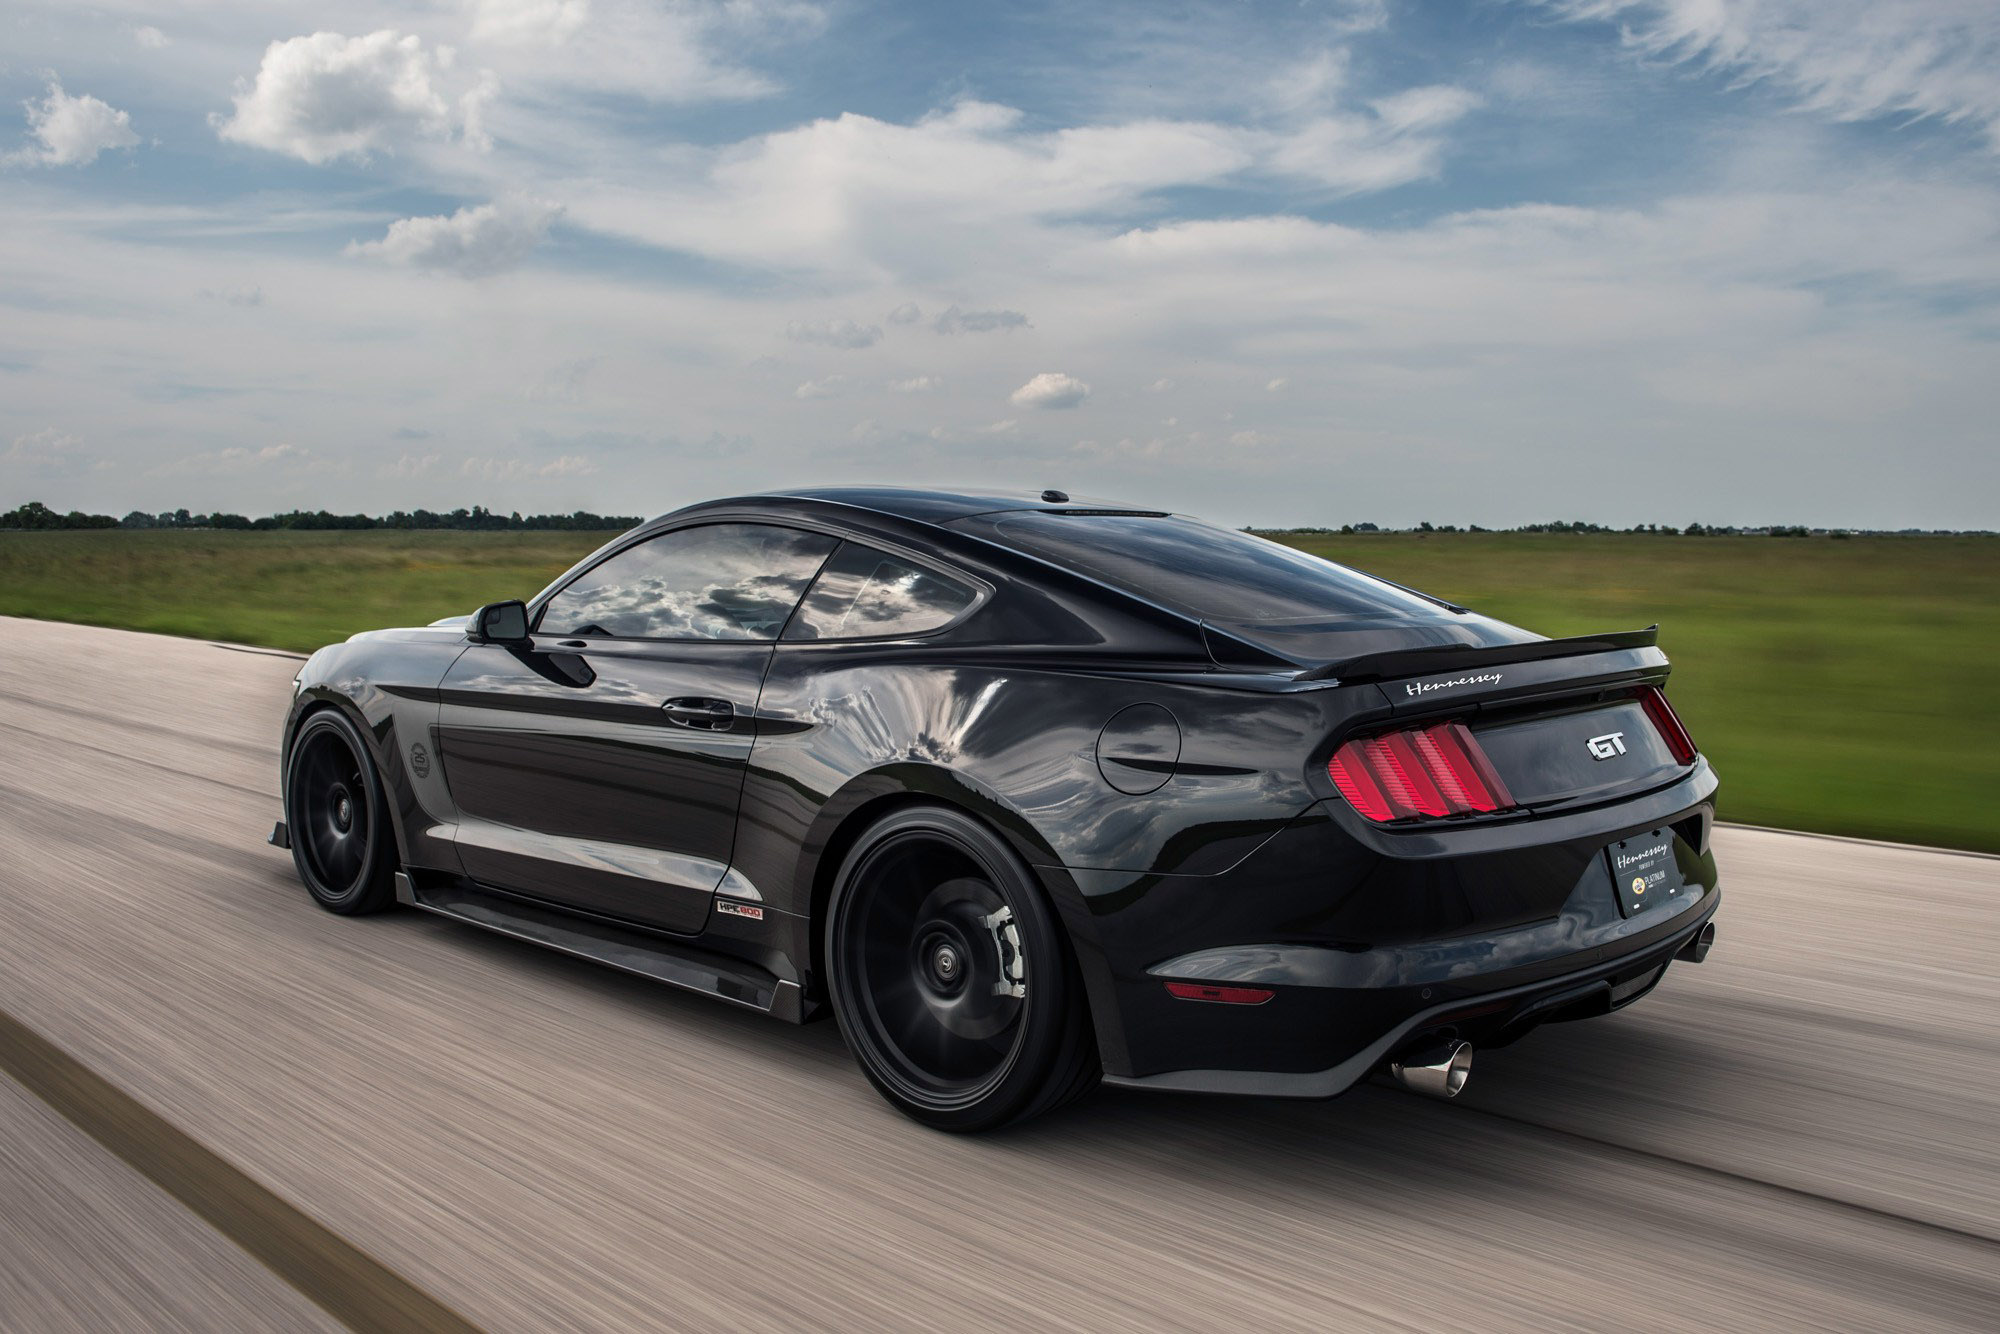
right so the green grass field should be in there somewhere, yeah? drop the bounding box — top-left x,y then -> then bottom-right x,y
2,528 -> 1994,852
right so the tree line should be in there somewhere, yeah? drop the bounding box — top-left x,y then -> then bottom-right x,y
0,501 -> 643,532
1252,521 -> 1984,537
4,499 -> 1984,538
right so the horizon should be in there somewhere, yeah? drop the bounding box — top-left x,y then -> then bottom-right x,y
5,494 -> 1994,537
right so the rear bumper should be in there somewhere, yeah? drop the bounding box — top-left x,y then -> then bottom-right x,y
1045,760 -> 1721,1094
1101,893 -> 1716,1098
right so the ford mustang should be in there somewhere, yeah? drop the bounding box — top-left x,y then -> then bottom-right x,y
271,487 -> 1719,1130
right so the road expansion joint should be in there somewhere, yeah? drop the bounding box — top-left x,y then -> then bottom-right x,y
0,1004 -> 485,1334
1453,1099 -> 2000,1252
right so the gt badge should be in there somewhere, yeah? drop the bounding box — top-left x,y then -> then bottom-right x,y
1586,731 -> 1627,760
717,900 -> 764,921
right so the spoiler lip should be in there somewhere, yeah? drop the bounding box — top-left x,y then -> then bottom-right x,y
1294,625 -> 1660,684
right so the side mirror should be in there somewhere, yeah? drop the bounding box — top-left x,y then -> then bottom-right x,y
471,600 -> 530,643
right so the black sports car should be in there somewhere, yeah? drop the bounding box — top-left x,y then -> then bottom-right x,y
272,487 -> 1720,1130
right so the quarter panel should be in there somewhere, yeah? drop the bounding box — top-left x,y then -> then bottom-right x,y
737,658 -> 1343,902
731,649 -> 1359,1029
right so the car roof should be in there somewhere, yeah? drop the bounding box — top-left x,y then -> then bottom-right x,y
734,485 -> 1158,525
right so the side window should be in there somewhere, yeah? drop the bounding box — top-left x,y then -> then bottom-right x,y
786,542 -> 978,640
538,524 -> 835,641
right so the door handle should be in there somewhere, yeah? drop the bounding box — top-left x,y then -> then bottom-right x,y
663,697 -> 736,730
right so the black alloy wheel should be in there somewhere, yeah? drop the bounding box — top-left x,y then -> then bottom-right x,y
285,709 -> 397,914
828,805 -> 1098,1131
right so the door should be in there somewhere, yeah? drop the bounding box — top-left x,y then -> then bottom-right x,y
436,522 -> 837,932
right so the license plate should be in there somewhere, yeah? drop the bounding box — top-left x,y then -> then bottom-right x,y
1606,830 -> 1684,918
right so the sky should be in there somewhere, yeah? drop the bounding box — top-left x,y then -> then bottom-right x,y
2,0 -> 1997,530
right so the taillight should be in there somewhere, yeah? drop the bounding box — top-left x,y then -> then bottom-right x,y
1328,721 -> 1515,823
1639,686 -> 1697,764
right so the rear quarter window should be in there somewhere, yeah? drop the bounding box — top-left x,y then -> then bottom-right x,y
785,543 -> 978,640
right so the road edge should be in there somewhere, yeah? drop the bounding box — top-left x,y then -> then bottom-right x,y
0,1006 -> 483,1334
1717,821 -> 2000,862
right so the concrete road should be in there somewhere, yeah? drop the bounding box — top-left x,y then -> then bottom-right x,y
0,615 -> 1994,1332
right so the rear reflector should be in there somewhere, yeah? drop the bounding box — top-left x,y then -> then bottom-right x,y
1328,721 -> 1515,823
1164,981 -> 1275,1005
1638,686 -> 1698,765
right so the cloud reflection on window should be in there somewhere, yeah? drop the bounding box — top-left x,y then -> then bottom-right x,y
540,524 -> 835,640
789,545 -> 976,640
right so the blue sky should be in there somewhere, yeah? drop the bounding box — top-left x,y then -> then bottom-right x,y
3,0 -> 1997,527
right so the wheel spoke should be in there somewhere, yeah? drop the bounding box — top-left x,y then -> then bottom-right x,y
292,729 -> 370,897
840,833 -> 1034,1104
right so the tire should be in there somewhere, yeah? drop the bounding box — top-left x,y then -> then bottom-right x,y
826,805 -> 1099,1131
283,708 -> 398,915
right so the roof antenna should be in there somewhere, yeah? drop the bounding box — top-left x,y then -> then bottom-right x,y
1041,489 -> 1070,504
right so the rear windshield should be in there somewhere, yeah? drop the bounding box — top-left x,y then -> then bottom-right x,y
985,513 -> 1451,623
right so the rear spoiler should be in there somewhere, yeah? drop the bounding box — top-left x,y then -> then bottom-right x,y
1295,626 -> 1660,684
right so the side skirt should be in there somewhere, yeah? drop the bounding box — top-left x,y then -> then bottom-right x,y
395,873 -> 803,1022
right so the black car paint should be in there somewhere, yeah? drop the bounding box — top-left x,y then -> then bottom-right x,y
281,487 -> 1719,1095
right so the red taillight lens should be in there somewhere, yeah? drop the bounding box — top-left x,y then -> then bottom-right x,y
1639,686 -> 1697,764
1165,981 -> 1275,1005
1328,721 -> 1515,823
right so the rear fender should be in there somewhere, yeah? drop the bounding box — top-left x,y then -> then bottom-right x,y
791,765 -> 1120,1043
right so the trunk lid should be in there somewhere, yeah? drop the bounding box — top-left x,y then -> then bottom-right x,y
1319,631 -> 1695,818
1470,696 -> 1686,809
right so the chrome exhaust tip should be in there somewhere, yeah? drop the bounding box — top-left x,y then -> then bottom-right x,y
1389,1038 -> 1473,1099
1677,921 -> 1716,964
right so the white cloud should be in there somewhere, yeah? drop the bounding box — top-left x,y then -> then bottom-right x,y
564,91 -> 1484,279
458,70 -> 503,153
7,83 -> 140,168
132,25 -> 170,50
380,453 -> 441,478
786,318 -> 882,349
1261,87 -> 1479,192
1073,435 -> 1171,462
1146,377 -> 1175,393
467,0 -> 591,47
461,453 -> 597,480
933,305 -> 1029,333
570,100 -> 1258,276
1371,85 -> 1483,133
4,427 -> 89,474
1545,0 -> 2000,149
153,443 -> 310,475
214,31 -> 467,164
346,199 -> 563,277
1265,377 -> 1289,391
794,375 -> 848,398
1010,371 -> 1092,409
1265,50 -> 1351,117
887,375 -> 941,394
885,301 -> 923,324
460,0 -> 817,104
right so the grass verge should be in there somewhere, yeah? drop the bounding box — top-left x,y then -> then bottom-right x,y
1,528 -> 1992,853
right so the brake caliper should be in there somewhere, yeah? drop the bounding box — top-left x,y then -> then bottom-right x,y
981,906 -> 1027,999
